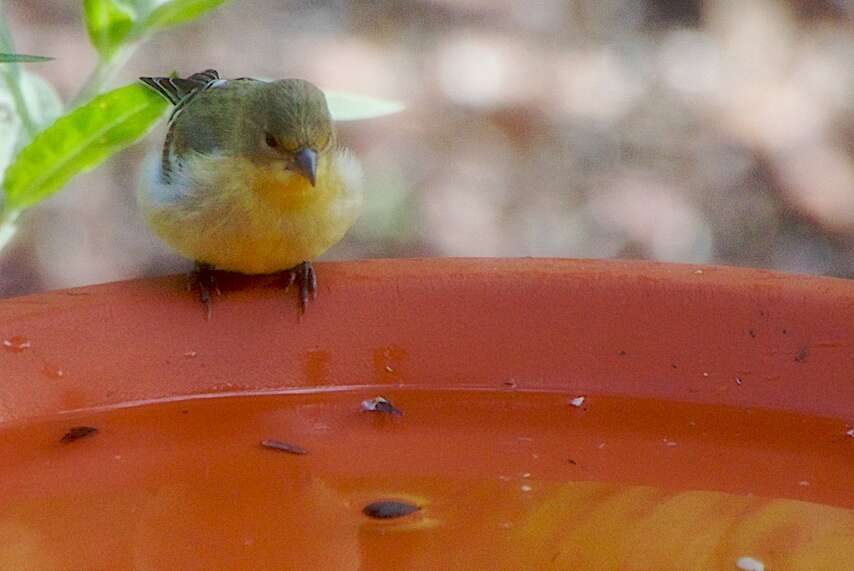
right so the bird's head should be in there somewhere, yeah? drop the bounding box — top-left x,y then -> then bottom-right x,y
252,79 -> 335,187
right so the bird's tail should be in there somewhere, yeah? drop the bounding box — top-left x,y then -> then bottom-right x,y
139,69 -> 220,105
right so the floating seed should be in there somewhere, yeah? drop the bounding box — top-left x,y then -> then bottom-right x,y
60,426 -> 98,444
260,439 -> 307,455
362,500 -> 420,519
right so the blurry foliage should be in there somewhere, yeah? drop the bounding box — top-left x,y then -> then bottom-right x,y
323,90 -> 405,122
0,0 -> 231,249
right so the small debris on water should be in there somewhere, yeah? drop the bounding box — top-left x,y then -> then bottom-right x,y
260,439 -> 307,455
42,365 -> 65,379
569,396 -> 586,408
361,396 -> 403,416
798,480 -> 810,487
736,556 -> 765,571
735,376 -> 743,386
184,351 -> 197,358
520,485 -> 533,492
60,426 -> 98,444
362,500 -> 420,520
845,427 -> 854,437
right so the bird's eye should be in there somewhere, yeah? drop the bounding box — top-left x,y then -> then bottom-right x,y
265,133 -> 278,148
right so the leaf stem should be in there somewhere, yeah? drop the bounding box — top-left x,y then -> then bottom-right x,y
0,208 -> 19,252
69,42 -> 138,109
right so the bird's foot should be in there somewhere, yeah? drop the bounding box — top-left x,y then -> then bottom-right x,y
188,261 -> 220,319
283,261 -> 317,315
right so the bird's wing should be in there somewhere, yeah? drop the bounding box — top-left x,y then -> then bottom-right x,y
141,70 -> 228,183
155,75 -> 266,184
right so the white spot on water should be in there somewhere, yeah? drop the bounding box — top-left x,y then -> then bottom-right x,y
736,556 -> 764,571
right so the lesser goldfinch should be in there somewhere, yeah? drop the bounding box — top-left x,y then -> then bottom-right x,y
138,69 -> 363,316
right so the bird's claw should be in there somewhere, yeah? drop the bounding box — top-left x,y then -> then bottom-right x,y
284,261 -> 317,315
189,261 -> 219,319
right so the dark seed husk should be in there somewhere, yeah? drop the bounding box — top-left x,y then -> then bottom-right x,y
362,500 -> 420,519
360,396 -> 403,416
260,439 -> 308,455
60,426 -> 98,444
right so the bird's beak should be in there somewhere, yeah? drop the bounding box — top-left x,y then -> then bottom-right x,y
294,148 -> 318,187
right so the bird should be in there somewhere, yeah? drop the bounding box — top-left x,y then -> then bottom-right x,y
137,69 -> 363,317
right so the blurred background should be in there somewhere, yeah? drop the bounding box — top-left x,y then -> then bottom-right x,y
1,0 -> 853,297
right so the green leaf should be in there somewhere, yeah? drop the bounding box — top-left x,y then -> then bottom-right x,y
324,90 -> 405,122
143,0 -> 229,31
2,83 -> 167,212
0,53 -> 53,63
83,0 -> 136,59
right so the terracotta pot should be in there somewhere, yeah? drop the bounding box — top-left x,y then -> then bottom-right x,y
0,259 -> 852,569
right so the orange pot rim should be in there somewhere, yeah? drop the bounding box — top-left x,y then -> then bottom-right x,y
0,257 -> 852,424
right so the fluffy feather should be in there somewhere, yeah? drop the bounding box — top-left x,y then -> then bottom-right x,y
140,148 -> 362,274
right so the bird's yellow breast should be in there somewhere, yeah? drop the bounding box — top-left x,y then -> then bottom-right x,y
251,163 -> 318,212
139,150 -> 362,274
